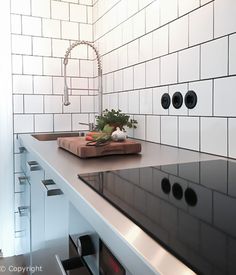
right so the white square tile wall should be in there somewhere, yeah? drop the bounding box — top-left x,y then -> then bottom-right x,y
11,0 -> 236,160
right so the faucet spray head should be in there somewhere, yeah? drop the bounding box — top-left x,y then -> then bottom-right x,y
63,85 -> 71,106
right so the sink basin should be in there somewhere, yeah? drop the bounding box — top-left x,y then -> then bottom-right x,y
32,132 -> 86,141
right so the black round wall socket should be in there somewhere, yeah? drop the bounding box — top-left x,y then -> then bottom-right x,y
185,90 -> 197,109
161,177 -> 171,194
172,92 -> 183,109
172,183 -> 183,200
184,188 -> 198,206
161,93 -> 171,109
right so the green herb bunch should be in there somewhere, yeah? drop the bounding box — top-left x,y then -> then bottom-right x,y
96,109 -> 138,131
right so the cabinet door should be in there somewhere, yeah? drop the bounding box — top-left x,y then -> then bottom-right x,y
14,175 -> 31,270
30,168 -> 45,274
43,177 -> 69,275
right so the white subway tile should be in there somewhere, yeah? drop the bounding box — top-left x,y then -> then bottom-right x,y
146,1 -> 160,33
201,0 -> 212,4
229,34 -> 236,75
140,89 -> 153,114
52,39 -> 70,58
63,96 -> 80,113
134,63 -> 146,89
45,95 -> 62,113
70,4 -> 87,22
54,114 -> 72,131
35,114 -> 53,132
161,116 -> 178,146
229,118 -> 236,158
116,0 -> 127,25
146,59 -> 160,87
160,0 -> 178,25
33,37 -> 52,57
80,60 -> 94,77
87,7 -> 92,24
201,37 -> 228,79
13,75 -> 33,94
62,21 -> 79,40
12,55 -> 22,74
139,33 -> 153,62
118,92 -> 128,113
214,0 -> 236,38
146,116 -> 161,143
34,76 -> 52,94
169,84 -> 188,115
108,94 -> 118,110
32,0 -> 51,18
70,43 -> 87,59
106,73 -> 114,93
153,26 -> 168,58
179,0 -> 200,16
22,16 -> 42,36
11,35 -> 32,55
80,24 -> 93,41
179,117 -> 199,151
127,0 -> 139,17
65,59 -> 80,77
128,90 -> 139,114
81,96 -> 94,112
169,16 -> 188,52
179,46 -> 200,82
139,0 -> 153,9
214,76 -> 236,117
133,10 -> 145,39
14,115 -> 34,133
24,95 -> 43,113
160,53 -> 178,85
189,80 -> 213,116
127,40 -> 139,66
13,95 -> 23,113
64,0 -> 78,3
201,117 -> 227,156
53,77 -> 64,94
122,18 -> 133,44
71,77 -> 89,90
117,45 -> 128,69
43,57 -> 62,76
189,3 -> 213,46
153,87 -> 169,115
42,19 -> 61,39
134,115 -> 145,140
72,114 -> 89,131
11,0 -> 30,15
123,67 -> 134,91
11,14 -> 21,34
114,70 -> 123,92
23,56 -> 42,75
52,1 -> 69,20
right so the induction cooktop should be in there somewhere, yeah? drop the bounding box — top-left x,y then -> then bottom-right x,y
78,159 -> 236,275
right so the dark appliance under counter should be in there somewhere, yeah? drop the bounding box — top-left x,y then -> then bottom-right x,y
78,159 -> 236,275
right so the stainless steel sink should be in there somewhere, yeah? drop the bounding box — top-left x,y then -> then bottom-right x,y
32,132 -> 86,141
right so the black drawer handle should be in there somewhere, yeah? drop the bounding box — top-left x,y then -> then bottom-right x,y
27,161 -> 41,171
41,179 -> 63,196
18,176 -> 28,185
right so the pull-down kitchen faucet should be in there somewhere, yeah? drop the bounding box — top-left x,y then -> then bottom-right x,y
63,40 -> 103,118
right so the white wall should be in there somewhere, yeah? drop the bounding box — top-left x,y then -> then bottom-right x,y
0,1 -> 14,256
94,0 -> 236,158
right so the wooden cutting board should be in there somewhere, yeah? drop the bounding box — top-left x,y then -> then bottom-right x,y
57,137 -> 142,158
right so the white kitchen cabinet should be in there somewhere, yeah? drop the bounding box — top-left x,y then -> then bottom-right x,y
19,146 -> 69,274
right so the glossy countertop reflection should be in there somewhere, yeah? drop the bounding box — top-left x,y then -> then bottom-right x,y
79,159 -> 236,275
